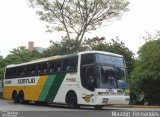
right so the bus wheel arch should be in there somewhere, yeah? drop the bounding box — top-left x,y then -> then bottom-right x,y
12,90 -> 18,103
65,90 -> 79,108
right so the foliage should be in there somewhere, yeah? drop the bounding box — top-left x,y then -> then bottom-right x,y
130,38 -> 160,105
43,37 -> 87,57
28,0 -> 129,43
0,46 -> 42,78
0,56 -> 5,78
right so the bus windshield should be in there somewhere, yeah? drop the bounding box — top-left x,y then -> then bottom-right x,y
95,54 -> 125,66
98,66 -> 126,89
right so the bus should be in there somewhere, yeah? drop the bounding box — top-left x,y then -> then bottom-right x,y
3,51 -> 129,109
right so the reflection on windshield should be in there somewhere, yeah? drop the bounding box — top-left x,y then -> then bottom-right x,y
98,66 -> 126,89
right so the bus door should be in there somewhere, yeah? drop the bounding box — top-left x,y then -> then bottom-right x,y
83,67 -> 99,104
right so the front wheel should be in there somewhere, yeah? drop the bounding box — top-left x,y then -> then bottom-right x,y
66,92 -> 79,109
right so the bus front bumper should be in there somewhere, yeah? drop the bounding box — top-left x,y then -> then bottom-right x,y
95,95 -> 130,105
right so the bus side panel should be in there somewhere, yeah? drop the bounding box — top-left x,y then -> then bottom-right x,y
3,86 -> 15,100
31,75 -> 48,101
45,74 -> 66,101
3,86 -> 25,100
53,73 -> 79,103
38,75 -> 56,101
3,76 -> 48,101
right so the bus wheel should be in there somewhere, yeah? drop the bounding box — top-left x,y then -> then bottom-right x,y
18,91 -> 24,104
94,105 -> 104,110
12,91 -> 18,103
66,91 -> 79,109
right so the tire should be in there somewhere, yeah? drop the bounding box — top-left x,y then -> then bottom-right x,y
18,91 -> 24,104
66,92 -> 79,109
12,91 -> 18,103
94,105 -> 103,110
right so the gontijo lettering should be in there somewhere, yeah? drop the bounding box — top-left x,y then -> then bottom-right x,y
18,78 -> 35,84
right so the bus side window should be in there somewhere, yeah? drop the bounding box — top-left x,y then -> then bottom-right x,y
11,68 -> 17,78
48,60 -> 61,73
49,61 -> 56,74
62,57 -> 78,72
81,54 -> 94,65
26,64 -> 37,76
5,68 -> 11,79
55,60 -> 61,73
37,62 -> 48,75
5,67 -> 18,79
19,67 -> 26,77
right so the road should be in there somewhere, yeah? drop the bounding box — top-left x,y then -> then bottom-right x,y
0,99 -> 160,117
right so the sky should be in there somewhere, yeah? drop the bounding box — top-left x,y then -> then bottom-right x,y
0,0 -> 160,57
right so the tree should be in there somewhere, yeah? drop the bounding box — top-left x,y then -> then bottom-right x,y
0,56 -> 5,78
29,0 -> 129,46
130,32 -> 160,105
5,46 -> 42,64
43,37 -> 87,57
0,47 -> 43,78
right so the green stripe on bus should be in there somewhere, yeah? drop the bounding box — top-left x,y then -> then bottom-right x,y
38,75 -> 56,101
45,73 -> 66,101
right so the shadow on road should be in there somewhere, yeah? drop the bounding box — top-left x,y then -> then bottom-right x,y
17,102 -> 120,111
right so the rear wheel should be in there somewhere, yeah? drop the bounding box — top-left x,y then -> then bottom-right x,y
66,92 -> 79,109
12,91 -> 18,103
18,91 -> 24,104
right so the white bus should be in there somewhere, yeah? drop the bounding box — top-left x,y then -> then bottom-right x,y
3,51 -> 129,109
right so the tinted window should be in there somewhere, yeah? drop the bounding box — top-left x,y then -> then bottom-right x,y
95,54 -> 124,66
49,60 -> 61,73
81,54 -> 94,65
5,67 -> 26,79
18,66 -> 27,77
26,64 -> 37,76
37,62 -> 48,75
62,57 -> 78,72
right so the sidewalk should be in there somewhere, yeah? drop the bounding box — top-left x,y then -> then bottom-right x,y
112,105 -> 160,108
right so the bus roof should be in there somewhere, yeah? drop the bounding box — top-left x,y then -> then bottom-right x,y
78,50 -> 123,57
6,51 -> 123,68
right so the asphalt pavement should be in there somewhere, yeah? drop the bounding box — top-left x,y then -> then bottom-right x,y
0,99 -> 160,117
